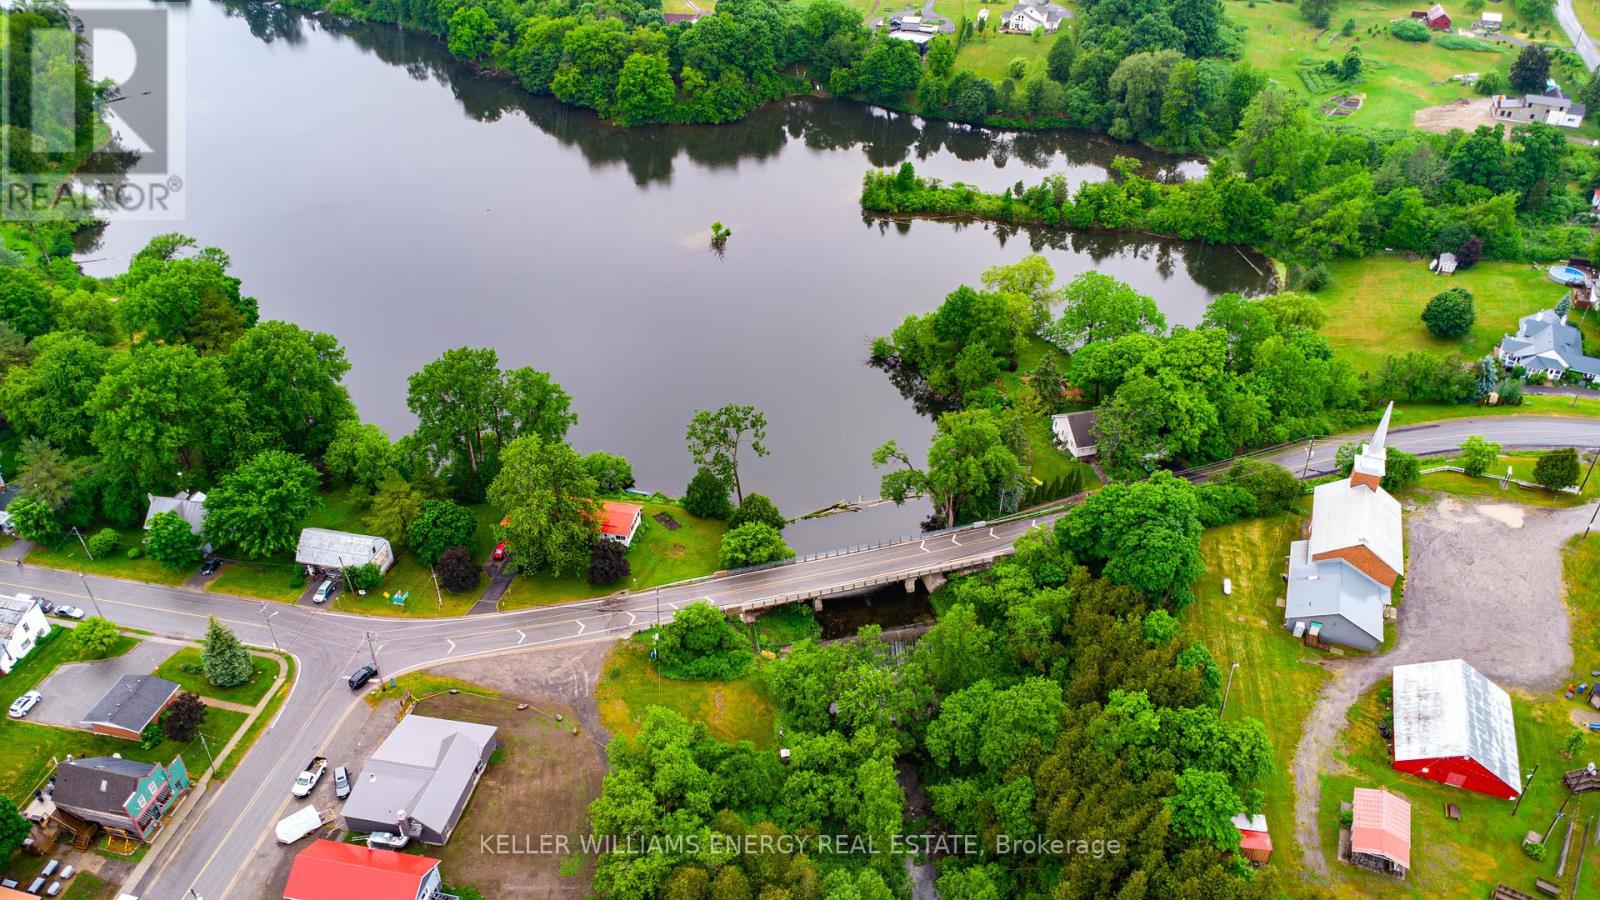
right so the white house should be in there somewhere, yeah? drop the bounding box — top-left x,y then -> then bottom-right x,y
295,528 -> 395,574
1050,410 -> 1098,459
144,491 -> 208,535
1001,0 -> 1069,33
599,501 -> 644,547
1497,308 -> 1600,382
0,593 -> 51,675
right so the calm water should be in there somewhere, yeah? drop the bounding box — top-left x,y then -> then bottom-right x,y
81,1 -> 1271,550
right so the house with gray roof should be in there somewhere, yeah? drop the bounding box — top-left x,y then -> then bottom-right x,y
50,755 -> 191,842
1492,87 -> 1586,127
341,714 -> 498,845
295,527 -> 395,574
143,491 -> 208,535
1001,0 -> 1068,33
82,675 -> 180,740
1497,307 -> 1600,382
1050,410 -> 1098,458
1282,541 -> 1387,650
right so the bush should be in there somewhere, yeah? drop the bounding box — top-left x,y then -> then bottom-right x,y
145,509 -> 202,569
655,601 -> 752,681
1216,459 -> 1303,514
125,547 -> 141,559
139,721 -> 163,750
1499,379 -> 1525,405
1422,287 -> 1475,338
587,539 -> 631,586
436,545 -> 480,592
1524,839 -> 1547,861
1534,447 -> 1581,490
729,493 -> 786,532
683,467 -> 733,520
1390,18 -> 1432,41
70,615 -> 121,658
87,527 -> 119,558
1381,449 -> 1422,492
346,562 -> 382,592
161,691 -> 208,742
719,523 -> 795,569
407,499 -> 478,567
1194,483 -> 1257,527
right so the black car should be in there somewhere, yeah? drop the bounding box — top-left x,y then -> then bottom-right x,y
348,665 -> 378,690
199,557 -> 222,576
35,598 -> 54,614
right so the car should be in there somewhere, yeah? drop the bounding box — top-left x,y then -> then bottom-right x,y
35,597 -> 54,614
366,831 -> 408,850
8,691 -> 41,719
333,766 -> 351,800
348,665 -> 377,690
492,542 -> 507,561
312,579 -> 336,604
54,606 -> 85,620
199,557 -> 222,576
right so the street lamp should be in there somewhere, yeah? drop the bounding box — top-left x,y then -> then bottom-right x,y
1220,661 -> 1241,717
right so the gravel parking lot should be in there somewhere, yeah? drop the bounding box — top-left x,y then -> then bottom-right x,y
1292,497 -> 1590,874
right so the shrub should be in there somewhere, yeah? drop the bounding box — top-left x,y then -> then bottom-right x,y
139,721 -> 163,750
683,468 -> 733,520
1524,839 -> 1547,861
1455,235 -> 1483,269
407,499 -> 478,567
729,493 -> 786,532
125,547 -> 141,559
202,617 -> 253,688
719,523 -> 795,569
161,692 -> 208,742
656,601 -> 752,680
346,562 -> 382,592
1459,435 -> 1501,477
1534,447 -> 1581,490
587,539 -> 631,586
436,545 -> 480,592
1389,18 -> 1432,41
1194,483 -> 1257,527
87,527 -> 119,558
1422,287 -> 1475,338
1381,450 -> 1422,492
145,509 -> 202,569
1216,459 -> 1303,514
1297,263 -> 1330,293
70,615 -> 121,658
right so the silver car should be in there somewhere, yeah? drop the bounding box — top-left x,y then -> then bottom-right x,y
333,766 -> 351,800
8,690 -> 41,719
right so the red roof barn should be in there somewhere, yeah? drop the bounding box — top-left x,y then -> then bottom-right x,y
283,839 -> 443,900
1391,659 -> 1522,799
1410,4 -> 1451,29
1349,788 -> 1411,878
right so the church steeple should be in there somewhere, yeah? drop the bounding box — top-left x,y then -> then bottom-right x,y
1350,402 -> 1393,490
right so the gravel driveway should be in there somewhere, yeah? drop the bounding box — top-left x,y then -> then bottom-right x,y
1291,497 -> 1588,874
31,638 -> 180,730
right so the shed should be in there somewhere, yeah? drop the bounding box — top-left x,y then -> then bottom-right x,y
598,501 -> 644,547
1412,3 -> 1451,29
1349,788 -> 1411,878
82,675 -> 180,740
1231,812 -> 1272,865
295,528 -> 394,574
1391,659 -> 1522,798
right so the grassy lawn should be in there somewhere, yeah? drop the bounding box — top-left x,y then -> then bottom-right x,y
952,28 -> 1056,81
594,638 -> 776,746
1394,393 -> 1600,424
498,501 -> 726,610
26,524 -> 188,586
152,646 -> 279,707
1317,256 -> 1566,376
1181,511 -> 1333,885
2,856 -> 114,899
365,671 -> 498,707
1318,682 -> 1595,898
1401,451 -> 1600,508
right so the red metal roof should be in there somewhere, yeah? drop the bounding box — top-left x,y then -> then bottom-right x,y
1238,829 -> 1272,853
599,501 -> 642,537
283,839 -> 439,900
1350,788 -> 1411,870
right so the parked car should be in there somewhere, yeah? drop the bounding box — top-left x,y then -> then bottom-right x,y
366,831 -> 408,850
333,766 -> 351,800
8,690 -> 41,719
199,557 -> 222,576
312,579 -> 336,604
291,757 -> 328,798
348,665 -> 378,690
492,542 -> 507,561
54,606 -> 85,620
35,597 -> 54,614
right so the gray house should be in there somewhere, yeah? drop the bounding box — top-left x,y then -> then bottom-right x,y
1282,540 -> 1387,651
1497,308 -> 1600,382
143,491 -> 208,535
1492,88 -> 1585,127
83,675 -> 181,740
341,715 -> 498,845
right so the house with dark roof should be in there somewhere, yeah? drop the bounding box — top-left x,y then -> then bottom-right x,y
1000,0 -> 1069,33
283,839 -> 446,900
1391,659 -> 1521,798
82,675 -> 180,740
1050,410 -> 1097,459
0,593 -> 50,675
1497,308 -> 1600,382
143,490 -> 208,535
1493,87 -> 1586,127
341,715 -> 498,845
50,755 -> 191,842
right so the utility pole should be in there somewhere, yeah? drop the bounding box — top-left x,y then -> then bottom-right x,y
78,573 -> 105,619
1586,499 -> 1600,540
198,732 -> 217,775
1301,439 -> 1316,480
429,567 -> 443,609
1513,764 -> 1540,817
71,526 -> 94,561
364,631 -> 380,672
1220,661 -> 1241,717
259,605 -> 280,651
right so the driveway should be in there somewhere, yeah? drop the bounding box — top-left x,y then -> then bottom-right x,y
31,639 -> 180,730
1291,497 -> 1588,874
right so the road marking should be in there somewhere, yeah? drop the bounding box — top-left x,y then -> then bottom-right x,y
627,612 -> 636,625
668,601 -> 679,610
515,629 -> 526,645
445,638 -> 456,655
919,540 -> 929,552
576,619 -> 587,635
950,534 -> 961,547
989,527 -> 996,538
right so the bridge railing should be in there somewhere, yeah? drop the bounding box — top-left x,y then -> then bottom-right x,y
736,550 -> 1018,613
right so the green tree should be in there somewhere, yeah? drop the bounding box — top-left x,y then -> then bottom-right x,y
1299,0 -> 1335,27
719,522 -> 795,569
203,450 -> 321,559
914,602 -> 997,694
447,5 -> 499,64
856,39 -> 922,104
407,499 -> 479,567
0,797 -> 29,860
1534,447 -> 1581,490
682,467 -> 733,519
927,36 -> 957,77
614,53 -> 676,125
324,421 -> 394,493
1459,435 -> 1501,477
1382,449 -> 1423,492
160,691 -> 208,742
201,616 -> 253,688
14,438 -> 81,513
7,495 -> 59,544
488,434 -> 598,576
118,252 -> 257,352
656,601 -> 752,680
1046,31 -> 1076,82
437,546 -> 480,592
70,615 -> 121,657
588,539 -> 630,586
1047,271 -> 1166,350
1421,287 -> 1475,338
1057,471 -> 1203,606
685,404 -> 769,504
729,493 -> 786,532
874,408 -> 1024,529
363,469 -> 425,547
1509,44 -> 1551,93
1165,769 -> 1242,851
1029,352 -> 1069,412
146,509 -> 204,569
223,321 -> 354,459
0,266 -> 56,339
346,562 -> 382,591
406,347 -> 576,478
1565,728 -> 1585,759
0,330 -> 109,453
583,451 -> 635,493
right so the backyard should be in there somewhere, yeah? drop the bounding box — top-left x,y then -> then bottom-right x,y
593,636 -> 777,746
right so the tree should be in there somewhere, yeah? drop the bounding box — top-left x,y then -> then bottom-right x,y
146,509 -> 204,569
683,467 -> 733,519
874,408 -> 1024,529
1382,449 -> 1422,492
488,434 -> 598,576
407,347 -> 576,479
14,439 -> 80,513
1534,447 -> 1581,490
202,617 -> 253,688
407,499 -> 479,567
324,421 -> 394,492
1047,271 -> 1166,350
0,330 -> 110,453
447,5 -> 499,64
70,616 -> 121,657
7,495 -> 59,544
729,493 -> 786,532
1421,287 -> 1475,338
1565,728 -> 1585,759
588,539 -> 631,585
1165,769 -> 1243,851
0,266 -> 55,339
1460,435 -> 1501,477
436,545 -> 481,592
656,601 -> 752,680
160,691 -> 208,742
118,252 -> 257,352
0,797 -> 29,860
719,522 -> 795,569
614,53 -> 676,125
346,562 -> 382,591
1030,352 -> 1069,413
1046,31 -> 1076,82
583,451 -> 635,493
686,405 -> 769,505
1509,44 -> 1551,93
203,450 -> 320,559
364,469 -> 425,547
1299,0 -> 1335,27
856,39 -> 922,105
223,321 -> 354,459
1058,471 -> 1203,606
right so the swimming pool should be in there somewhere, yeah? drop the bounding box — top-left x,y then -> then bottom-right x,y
1549,265 -> 1589,286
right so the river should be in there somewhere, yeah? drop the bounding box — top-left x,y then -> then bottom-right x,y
79,0 -> 1272,551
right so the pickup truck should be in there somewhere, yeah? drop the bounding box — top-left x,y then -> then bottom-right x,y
275,805 -> 335,844
291,757 -> 328,798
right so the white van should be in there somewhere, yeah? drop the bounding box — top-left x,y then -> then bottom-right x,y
312,579 -> 336,603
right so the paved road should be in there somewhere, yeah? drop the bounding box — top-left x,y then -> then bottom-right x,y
1556,0 -> 1600,72
4,414 -> 1588,899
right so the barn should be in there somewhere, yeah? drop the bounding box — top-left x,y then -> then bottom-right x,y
1391,659 -> 1522,799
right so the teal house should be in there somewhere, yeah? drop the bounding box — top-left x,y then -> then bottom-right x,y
51,755 -> 192,843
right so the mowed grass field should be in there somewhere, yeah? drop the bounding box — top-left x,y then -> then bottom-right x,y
1316,256 -> 1566,375
1181,512 -> 1331,885
594,637 -> 777,746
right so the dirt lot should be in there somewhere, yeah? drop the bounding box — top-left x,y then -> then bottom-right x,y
1413,96 -> 1495,134
1291,497 -> 1588,874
